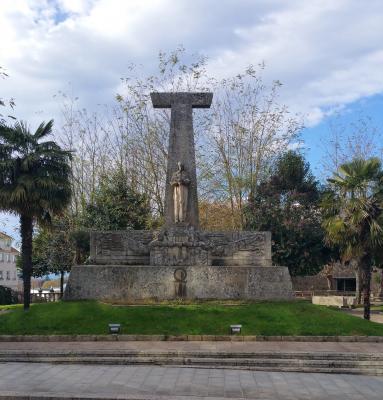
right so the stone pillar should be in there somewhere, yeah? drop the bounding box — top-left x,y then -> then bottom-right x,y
151,92 -> 212,229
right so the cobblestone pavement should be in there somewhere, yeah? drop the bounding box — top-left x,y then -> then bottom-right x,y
0,363 -> 383,399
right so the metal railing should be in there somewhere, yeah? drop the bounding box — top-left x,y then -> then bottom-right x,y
294,290 -> 356,299
16,291 -> 62,303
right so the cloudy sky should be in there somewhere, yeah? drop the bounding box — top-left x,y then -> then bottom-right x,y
1,0 -> 383,240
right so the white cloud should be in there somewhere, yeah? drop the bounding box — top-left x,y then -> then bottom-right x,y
2,0 -> 383,238
0,0 -> 382,129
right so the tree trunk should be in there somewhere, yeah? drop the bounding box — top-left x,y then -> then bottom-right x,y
354,262 -> 363,304
20,215 -> 33,311
380,269 -> 383,299
60,270 -> 64,299
360,254 -> 372,321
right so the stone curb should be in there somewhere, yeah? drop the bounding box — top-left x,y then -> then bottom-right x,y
1,334 -> 383,342
0,392 -> 184,400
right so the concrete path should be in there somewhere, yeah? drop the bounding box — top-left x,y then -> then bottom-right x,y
0,362 -> 382,399
341,309 -> 383,324
1,340 -> 383,353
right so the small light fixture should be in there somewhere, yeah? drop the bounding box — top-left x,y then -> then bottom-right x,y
230,324 -> 242,334
108,323 -> 121,334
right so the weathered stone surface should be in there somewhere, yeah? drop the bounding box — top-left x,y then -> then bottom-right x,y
149,226 -> 210,266
151,92 -> 212,229
89,230 -> 272,267
312,295 -> 357,308
205,231 -> 272,266
64,265 -> 293,301
90,231 -> 153,265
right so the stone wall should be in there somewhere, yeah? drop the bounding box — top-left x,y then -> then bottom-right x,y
291,275 -> 329,291
64,265 -> 293,302
90,230 -> 272,267
90,231 -> 154,265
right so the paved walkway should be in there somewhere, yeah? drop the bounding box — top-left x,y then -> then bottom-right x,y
341,309 -> 383,324
1,340 -> 383,353
0,362 -> 383,399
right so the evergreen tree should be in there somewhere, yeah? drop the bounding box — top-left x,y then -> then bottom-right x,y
245,151 -> 333,276
81,169 -> 151,231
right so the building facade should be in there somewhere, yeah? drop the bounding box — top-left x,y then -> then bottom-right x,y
0,232 -> 20,291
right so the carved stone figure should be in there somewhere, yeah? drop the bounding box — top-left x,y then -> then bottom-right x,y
174,268 -> 187,298
170,162 -> 190,223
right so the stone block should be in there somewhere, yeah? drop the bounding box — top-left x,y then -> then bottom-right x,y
64,265 -> 293,301
312,295 -> 357,308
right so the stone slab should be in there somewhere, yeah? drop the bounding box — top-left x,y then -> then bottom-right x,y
2,335 -> 383,342
64,265 -> 292,301
312,295 -> 357,308
1,363 -> 383,399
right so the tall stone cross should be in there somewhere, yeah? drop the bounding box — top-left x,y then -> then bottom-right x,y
151,92 -> 213,229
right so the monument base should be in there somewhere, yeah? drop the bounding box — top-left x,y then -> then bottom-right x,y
64,265 -> 293,302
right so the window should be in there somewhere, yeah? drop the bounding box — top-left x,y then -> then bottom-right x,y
12,255 -> 16,263
6,271 -> 10,280
6,254 -> 10,263
0,253 -> 3,262
336,278 -> 356,292
0,271 -> 3,280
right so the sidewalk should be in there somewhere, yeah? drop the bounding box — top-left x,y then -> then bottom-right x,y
0,362 -> 383,399
2,341 -> 383,399
1,340 -> 383,353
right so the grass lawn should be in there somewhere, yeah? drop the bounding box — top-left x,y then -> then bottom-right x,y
1,300 -> 383,336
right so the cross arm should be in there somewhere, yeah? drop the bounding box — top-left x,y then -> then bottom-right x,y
150,92 -> 213,108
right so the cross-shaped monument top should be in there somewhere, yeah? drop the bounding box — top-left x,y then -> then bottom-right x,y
151,92 -> 213,229
151,92 -> 212,109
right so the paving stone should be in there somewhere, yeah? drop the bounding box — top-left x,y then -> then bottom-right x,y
1,362 -> 383,399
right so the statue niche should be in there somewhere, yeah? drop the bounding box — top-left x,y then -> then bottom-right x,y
170,162 -> 190,223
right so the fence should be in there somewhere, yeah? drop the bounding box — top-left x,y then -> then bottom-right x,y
16,291 -> 62,303
294,290 -> 356,299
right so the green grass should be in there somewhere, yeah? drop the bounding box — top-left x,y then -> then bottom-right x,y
1,300 -> 383,336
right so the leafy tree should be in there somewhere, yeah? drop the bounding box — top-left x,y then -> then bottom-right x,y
0,120 -> 71,310
245,151 -> 333,276
0,285 -> 18,305
17,216 -> 90,296
70,229 -> 90,264
31,216 -> 74,297
322,157 -> 383,320
81,169 -> 151,230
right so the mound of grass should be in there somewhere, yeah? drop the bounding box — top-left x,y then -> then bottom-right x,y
1,300 -> 383,336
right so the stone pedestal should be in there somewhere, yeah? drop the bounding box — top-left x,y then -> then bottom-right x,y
64,229 -> 293,302
64,265 -> 293,302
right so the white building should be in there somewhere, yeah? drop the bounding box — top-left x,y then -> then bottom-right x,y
0,232 -> 20,291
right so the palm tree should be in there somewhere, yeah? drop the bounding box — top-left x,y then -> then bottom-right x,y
0,120 -> 71,310
321,158 -> 383,320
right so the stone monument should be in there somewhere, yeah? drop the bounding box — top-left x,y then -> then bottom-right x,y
64,92 -> 293,302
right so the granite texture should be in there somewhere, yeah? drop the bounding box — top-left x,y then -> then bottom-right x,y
90,230 -> 154,265
151,92 -> 212,229
64,265 -> 293,301
90,230 -> 272,267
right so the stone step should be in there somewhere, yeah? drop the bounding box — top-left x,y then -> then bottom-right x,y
1,350 -> 383,361
1,353 -> 383,375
